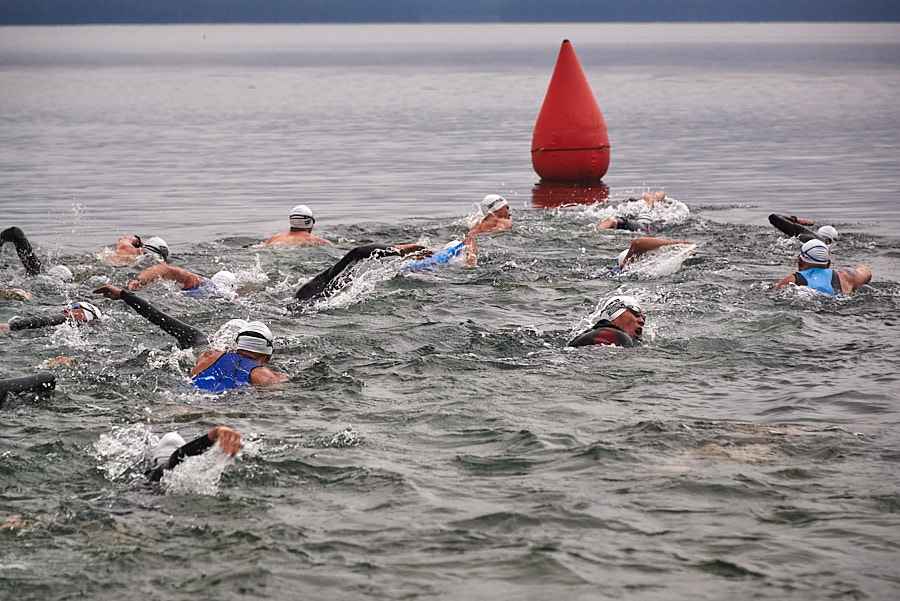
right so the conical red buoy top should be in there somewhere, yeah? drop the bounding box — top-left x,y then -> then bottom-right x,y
531,40 -> 610,182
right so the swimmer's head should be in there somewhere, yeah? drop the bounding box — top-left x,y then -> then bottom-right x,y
234,321 -> 274,356
210,270 -> 237,291
142,237 -> 169,262
799,239 -> 830,266
153,432 -> 186,468
289,205 -> 315,229
617,249 -> 629,268
480,194 -> 508,215
636,212 -> 653,227
817,225 -> 838,244
47,265 -> 74,282
65,301 -> 101,323
599,295 -> 643,323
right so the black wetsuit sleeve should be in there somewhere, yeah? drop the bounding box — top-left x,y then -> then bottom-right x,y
119,290 -> 208,349
831,270 -> 842,293
0,371 -> 55,403
1,227 -> 43,276
792,271 -> 807,287
292,243 -> 399,303
769,214 -> 816,240
8,313 -> 67,331
145,433 -> 215,482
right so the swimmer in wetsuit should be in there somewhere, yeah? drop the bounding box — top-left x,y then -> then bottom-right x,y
774,239 -> 871,295
567,295 -> 646,348
92,285 -> 286,390
288,242 -> 428,307
768,214 -> 838,245
596,191 -> 665,235
1,227 -> 74,299
0,301 -> 102,334
145,426 -> 242,482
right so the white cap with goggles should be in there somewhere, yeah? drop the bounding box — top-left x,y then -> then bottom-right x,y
66,301 -> 102,322
480,194 -> 508,215
289,205 -> 315,229
142,237 -> 169,262
234,321 -> 274,356
799,239 -> 830,266
599,295 -> 643,322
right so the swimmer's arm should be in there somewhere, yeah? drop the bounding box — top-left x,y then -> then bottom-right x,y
1,227 -> 43,276
128,264 -> 203,291
93,285 -> 208,349
839,265 -> 872,292
623,237 -> 694,266
773,274 -> 797,291
250,366 -> 288,386
6,313 -> 67,331
463,236 -> 478,267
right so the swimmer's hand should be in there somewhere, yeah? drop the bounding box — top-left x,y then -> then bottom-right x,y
126,279 -> 142,291
394,244 -> 431,256
208,426 -> 243,457
93,285 -> 123,300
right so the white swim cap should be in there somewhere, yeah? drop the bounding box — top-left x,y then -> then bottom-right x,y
142,237 -> 169,262
47,265 -> 74,282
599,295 -> 643,322
67,301 -> 101,322
210,270 -> 237,291
289,205 -> 315,229
617,249 -> 629,267
234,321 -> 274,356
636,212 -> 653,226
817,225 -> 838,244
799,239 -> 830,266
481,194 -> 508,214
153,432 -> 186,468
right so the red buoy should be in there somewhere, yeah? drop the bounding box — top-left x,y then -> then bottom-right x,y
531,40 -> 610,182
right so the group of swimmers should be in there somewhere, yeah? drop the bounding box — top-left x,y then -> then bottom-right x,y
0,193 -> 874,480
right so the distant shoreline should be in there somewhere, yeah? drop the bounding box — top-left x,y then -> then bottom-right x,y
2,0 -> 899,27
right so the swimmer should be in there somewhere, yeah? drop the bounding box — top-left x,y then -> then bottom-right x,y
103,235 -> 169,264
1,226 -> 43,276
567,295 -> 645,348
774,239 -> 871,295
596,190 -> 665,234
615,237 -> 696,270
92,285 -> 286,391
768,214 -> 838,244
0,301 -> 102,333
126,264 -> 238,298
468,194 -> 512,236
400,236 -> 478,272
264,204 -> 331,246
289,242 -> 428,306
145,426 -> 242,482
1,226 -> 73,284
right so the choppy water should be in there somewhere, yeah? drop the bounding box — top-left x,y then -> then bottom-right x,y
2,23 -> 900,601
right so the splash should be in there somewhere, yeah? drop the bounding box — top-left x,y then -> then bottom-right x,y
159,443 -> 235,496
91,424 -> 156,481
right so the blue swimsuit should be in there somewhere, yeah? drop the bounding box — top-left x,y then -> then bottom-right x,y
183,281 -> 225,299
192,352 -> 262,392
793,267 -> 841,296
400,242 -> 465,273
